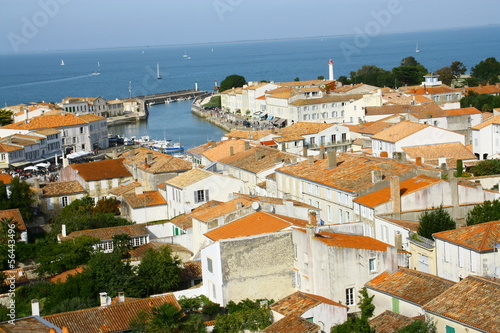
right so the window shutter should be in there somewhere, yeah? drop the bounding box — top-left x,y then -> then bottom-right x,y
194,191 -> 198,204
205,189 -> 209,202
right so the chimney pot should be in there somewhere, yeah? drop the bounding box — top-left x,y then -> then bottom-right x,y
327,151 -> 337,169
99,292 -> 108,307
211,140 -> 216,148
319,146 -> 325,159
31,299 -> 40,316
147,152 -> 153,164
118,291 -> 125,303
255,150 -> 262,161
302,145 -> 308,157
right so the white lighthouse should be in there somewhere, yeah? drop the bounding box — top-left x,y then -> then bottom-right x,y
328,59 -> 334,81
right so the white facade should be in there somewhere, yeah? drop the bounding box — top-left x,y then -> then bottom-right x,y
472,119 -> 500,160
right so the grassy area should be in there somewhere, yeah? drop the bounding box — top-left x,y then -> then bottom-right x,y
203,95 -> 221,108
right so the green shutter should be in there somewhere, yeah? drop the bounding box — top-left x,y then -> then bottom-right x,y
445,326 -> 455,333
392,298 -> 399,314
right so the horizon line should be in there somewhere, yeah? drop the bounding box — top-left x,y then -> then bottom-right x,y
1,23 -> 499,55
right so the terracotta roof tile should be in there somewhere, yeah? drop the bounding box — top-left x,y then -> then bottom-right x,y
121,148 -> 192,174
271,291 -> 346,317
379,217 -> 420,232
2,267 -> 29,285
108,181 -> 142,196
33,128 -> 61,135
0,173 -> 13,185
190,198 -> 252,223
218,146 -> 295,174
289,94 -> 364,106
365,103 -> 442,116
39,180 -> 86,197
0,143 -> 23,152
43,294 -> 180,333
369,310 -> 416,333
49,265 -> 86,283
225,129 -> 273,140
70,158 -> 131,181
422,275 -> 500,333
235,193 -> 317,209
170,201 -> 223,229
2,113 -> 87,130
298,228 -> 391,251
277,152 -> 430,193
201,139 -> 248,162
400,84 -> 462,95
432,220 -> 500,252
354,175 -> 442,208
122,190 -> 167,208
276,79 -> 335,87
78,114 -> 105,122
443,107 -> 482,116
204,211 -> 298,241
281,122 -> 335,136
471,114 -> 500,130
466,84 -> 500,95
371,121 -> 429,143
345,121 -> 395,136
0,208 -> 26,231
0,316 -> 58,332
402,142 -> 477,162
165,168 -> 213,189
263,315 -> 320,333
61,224 -> 148,241
366,268 -> 454,305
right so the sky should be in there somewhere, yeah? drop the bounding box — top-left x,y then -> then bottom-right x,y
1,0 -> 500,54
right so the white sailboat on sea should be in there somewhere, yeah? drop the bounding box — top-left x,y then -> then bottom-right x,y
60,60 -> 65,66
157,62 -> 162,79
415,42 -> 420,53
91,61 -> 100,75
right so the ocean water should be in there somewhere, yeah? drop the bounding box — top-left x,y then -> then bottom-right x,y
0,25 -> 499,147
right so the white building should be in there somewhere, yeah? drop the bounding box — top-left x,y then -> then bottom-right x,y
471,114 -> 500,160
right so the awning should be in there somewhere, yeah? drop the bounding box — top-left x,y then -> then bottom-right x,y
67,151 -> 91,159
10,161 -> 31,168
35,162 -> 50,168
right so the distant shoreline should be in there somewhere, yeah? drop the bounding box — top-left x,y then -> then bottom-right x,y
2,23 -> 499,56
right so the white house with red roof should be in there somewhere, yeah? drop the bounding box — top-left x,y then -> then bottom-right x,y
432,220 -> 500,282
471,114 -> 500,160
371,121 -> 465,158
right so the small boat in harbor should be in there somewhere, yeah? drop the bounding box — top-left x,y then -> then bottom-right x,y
150,140 -> 184,155
157,62 -> 162,79
60,60 -> 65,66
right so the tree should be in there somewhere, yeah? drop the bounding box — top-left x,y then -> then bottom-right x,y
218,75 -> 246,92
460,91 -> 500,111
214,299 -> 273,333
147,303 -> 206,333
471,57 -> 500,84
337,76 -> 352,85
435,66 -> 453,86
392,56 -> 428,86
135,246 -> 182,296
396,320 -> 436,333
318,75 -> 325,80
331,287 -> 375,333
417,206 -> 456,239
294,77 -> 300,81
469,159 -> 500,176
466,199 -> 500,226
93,197 -> 120,215
35,235 -> 99,276
9,177 -> 34,224
113,233 -> 132,258
0,181 -> 9,210
0,109 -> 13,126
450,61 -> 467,80
350,65 -> 394,87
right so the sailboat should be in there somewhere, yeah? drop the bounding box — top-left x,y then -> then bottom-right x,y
157,62 -> 162,79
415,42 -> 421,53
60,60 -> 65,66
91,61 -> 100,75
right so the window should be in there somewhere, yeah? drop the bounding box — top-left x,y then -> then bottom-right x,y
294,271 -> 301,288
445,326 -> 455,333
369,258 -> 376,272
194,189 -> 209,203
392,297 -> 399,313
345,288 -> 355,306
419,253 -> 429,273
61,196 -> 69,207
207,257 -> 213,273
470,251 -> 477,272
293,244 -> 298,260
80,127 -> 84,134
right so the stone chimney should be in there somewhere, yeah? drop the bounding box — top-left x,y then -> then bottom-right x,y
211,140 -> 216,148
99,292 -> 108,307
112,148 -> 118,159
371,169 -> 383,183
61,224 -> 67,238
244,141 -> 250,151
118,291 -> 125,303
230,146 -> 234,156
308,155 -> 314,164
306,223 -> 315,239
319,146 -> 325,159
135,185 -> 144,195
255,150 -> 262,161
394,233 -> 403,251
302,145 -> 308,157
327,151 -> 336,169
390,176 -> 401,214
31,299 -> 40,316
63,157 -> 69,168
387,246 -> 398,273
147,152 -> 153,165
274,154 -> 281,163
236,201 -> 243,209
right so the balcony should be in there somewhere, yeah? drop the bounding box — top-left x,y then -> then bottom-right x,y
308,140 -> 353,149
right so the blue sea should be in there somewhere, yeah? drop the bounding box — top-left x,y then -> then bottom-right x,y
1,25 -> 499,148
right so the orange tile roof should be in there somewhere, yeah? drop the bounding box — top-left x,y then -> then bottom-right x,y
0,315 -> 57,332
121,148 -> 192,174
0,208 -> 26,231
44,294 -> 181,333
0,143 -> 23,153
371,121 -> 429,143
298,228 -> 391,251
122,190 -> 167,208
170,200 -> 223,229
366,102 -> 442,116
276,79 -> 335,87
108,181 -> 142,196
204,211 -> 296,241
225,129 -> 273,140
39,180 -> 86,197
354,175 -> 442,208
2,267 -> 29,286
289,94 -> 364,106
200,139 -> 247,162
277,152 -> 429,193
432,220 -> 500,252
165,168 -> 213,189
78,114 -> 105,122
345,121 -> 395,136
70,158 -> 131,181
422,275 -> 500,333
218,146 -> 295,174
2,113 -> 87,130
33,128 -> 61,136
187,140 -> 221,156
400,84 -> 462,95
263,315 -> 320,333
271,291 -> 346,317
369,311 -> 417,333
443,107 -> 482,116
402,142 -> 477,162
379,217 -> 420,232
471,114 -> 500,130
61,224 -> 148,241
0,173 -> 13,185
48,265 -> 86,283
273,134 -> 304,143
281,122 -> 334,136
466,83 -> 500,95
235,193 -> 317,209
365,268 -> 454,305
190,198 -> 253,223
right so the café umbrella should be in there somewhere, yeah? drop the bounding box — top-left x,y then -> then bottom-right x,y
24,166 -> 38,171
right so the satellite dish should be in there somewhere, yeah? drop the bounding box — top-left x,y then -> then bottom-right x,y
251,202 -> 260,211
267,206 -> 275,213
